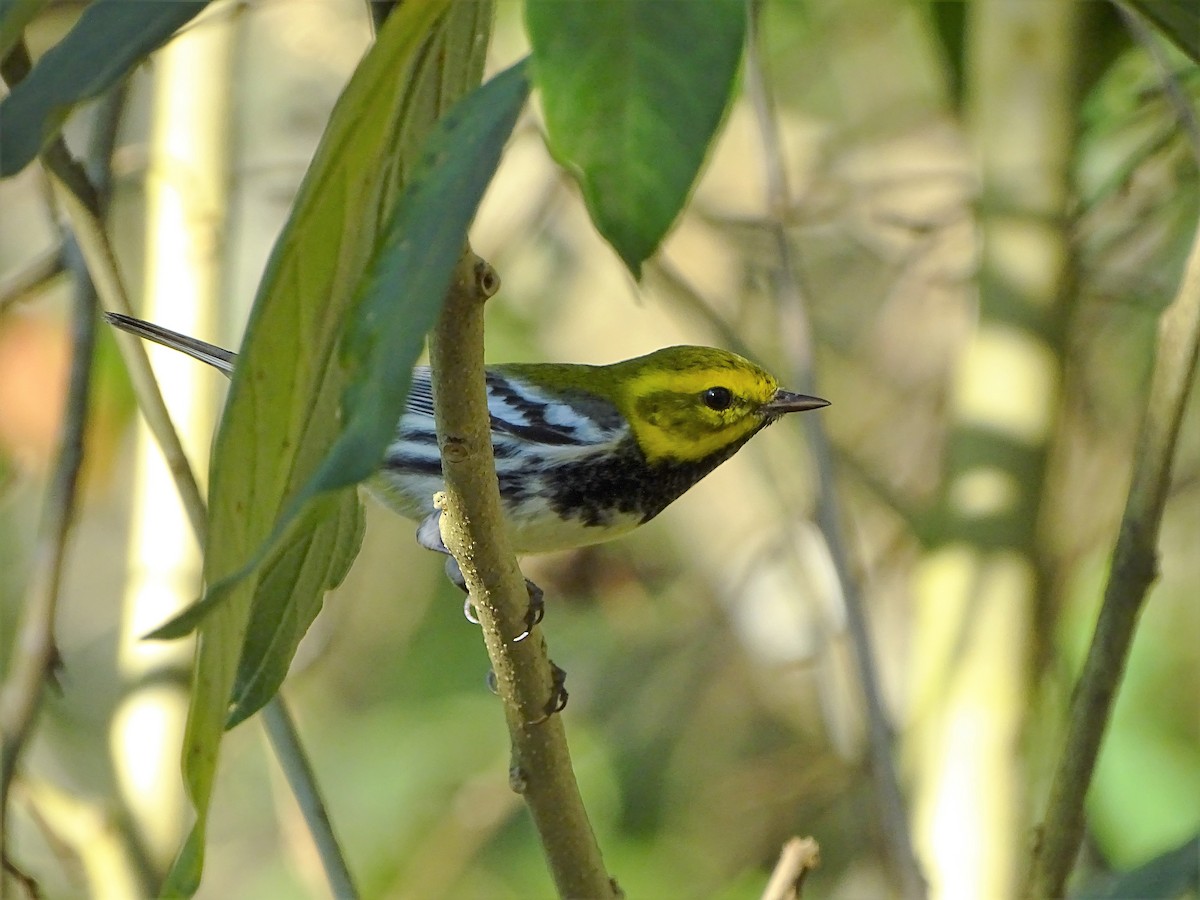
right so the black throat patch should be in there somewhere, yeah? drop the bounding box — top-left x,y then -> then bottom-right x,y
538,434 -> 758,528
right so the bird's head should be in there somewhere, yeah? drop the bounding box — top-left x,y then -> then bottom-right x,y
600,346 -> 828,464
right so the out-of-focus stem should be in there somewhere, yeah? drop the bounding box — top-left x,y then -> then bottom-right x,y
0,236 -> 97,891
1025,214 -> 1200,898
0,41 -> 107,892
262,701 -> 358,899
743,2 -> 926,897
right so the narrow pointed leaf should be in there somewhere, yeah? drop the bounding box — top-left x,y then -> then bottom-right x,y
226,493 -> 364,728
150,54 -> 530,645
0,0 -> 208,175
526,0 -> 746,275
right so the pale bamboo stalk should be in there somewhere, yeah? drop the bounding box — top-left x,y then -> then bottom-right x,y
911,2 -> 1079,897
109,6 -> 233,871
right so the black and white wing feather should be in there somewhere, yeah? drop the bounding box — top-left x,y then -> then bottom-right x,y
383,367 -> 628,487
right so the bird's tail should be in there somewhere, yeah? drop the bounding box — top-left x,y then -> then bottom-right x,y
105,312 -> 237,377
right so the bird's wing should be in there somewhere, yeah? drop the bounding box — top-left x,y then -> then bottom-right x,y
406,368 -> 436,417
484,370 -> 625,449
405,367 -> 623,446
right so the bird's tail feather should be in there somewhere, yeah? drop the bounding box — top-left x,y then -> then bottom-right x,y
105,312 -> 237,377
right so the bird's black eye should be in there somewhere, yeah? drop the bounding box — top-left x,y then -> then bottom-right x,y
703,386 -> 733,411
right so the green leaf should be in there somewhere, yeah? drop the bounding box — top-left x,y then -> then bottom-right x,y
0,0 -> 48,61
161,1 -> 501,892
301,60 -> 530,494
226,493 -> 364,728
1076,835 -> 1199,900
151,54 -> 531,647
526,0 -> 746,276
0,0 -> 208,176
221,44 -> 528,732
1130,0 -> 1200,63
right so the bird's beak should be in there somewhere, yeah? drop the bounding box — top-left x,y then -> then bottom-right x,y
760,389 -> 830,416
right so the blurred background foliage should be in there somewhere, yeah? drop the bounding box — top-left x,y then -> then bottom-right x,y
0,0 -> 1197,898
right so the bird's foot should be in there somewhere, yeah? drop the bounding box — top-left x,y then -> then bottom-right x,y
461,577 -> 543,640
487,661 -> 569,721
420,514 -> 545,639
447,556 -> 544,641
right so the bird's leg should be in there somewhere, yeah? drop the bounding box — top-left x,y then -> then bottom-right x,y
418,512 -> 562,712
415,510 -> 477,620
416,511 -> 545,640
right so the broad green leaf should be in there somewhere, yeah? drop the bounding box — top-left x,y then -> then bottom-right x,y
0,0 -> 208,176
226,493 -> 364,727
222,52 -> 529,731
1131,0 -> 1200,63
526,0 -> 746,276
161,1 -> 498,892
0,0 -> 48,61
151,55 -> 530,656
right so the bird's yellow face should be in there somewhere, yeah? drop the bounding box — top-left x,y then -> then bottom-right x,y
611,347 -> 785,464
498,346 -> 826,469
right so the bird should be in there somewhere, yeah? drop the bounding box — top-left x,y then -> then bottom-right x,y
106,312 -> 829,557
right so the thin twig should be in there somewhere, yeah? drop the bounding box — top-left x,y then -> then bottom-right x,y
2,853 -> 40,899
1025,215 -> 1200,898
15,776 -> 148,898
761,837 -> 821,900
0,40 -> 109,888
0,233 -> 97,891
429,253 -> 618,900
742,2 -> 926,897
261,702 -> 357,899
0,36 -> 203,544
49,175 -> 208,543
1,38 -> 354,897
0,244 -> 64,314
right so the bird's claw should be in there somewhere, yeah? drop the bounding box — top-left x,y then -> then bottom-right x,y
463,596 -> 480,625
547,661 -> 568,714
457,575 -> 545,641
438,543 -> 545,639
486,662 -> 568,720
522,662 -> 570,725
512,579 -> 544,642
